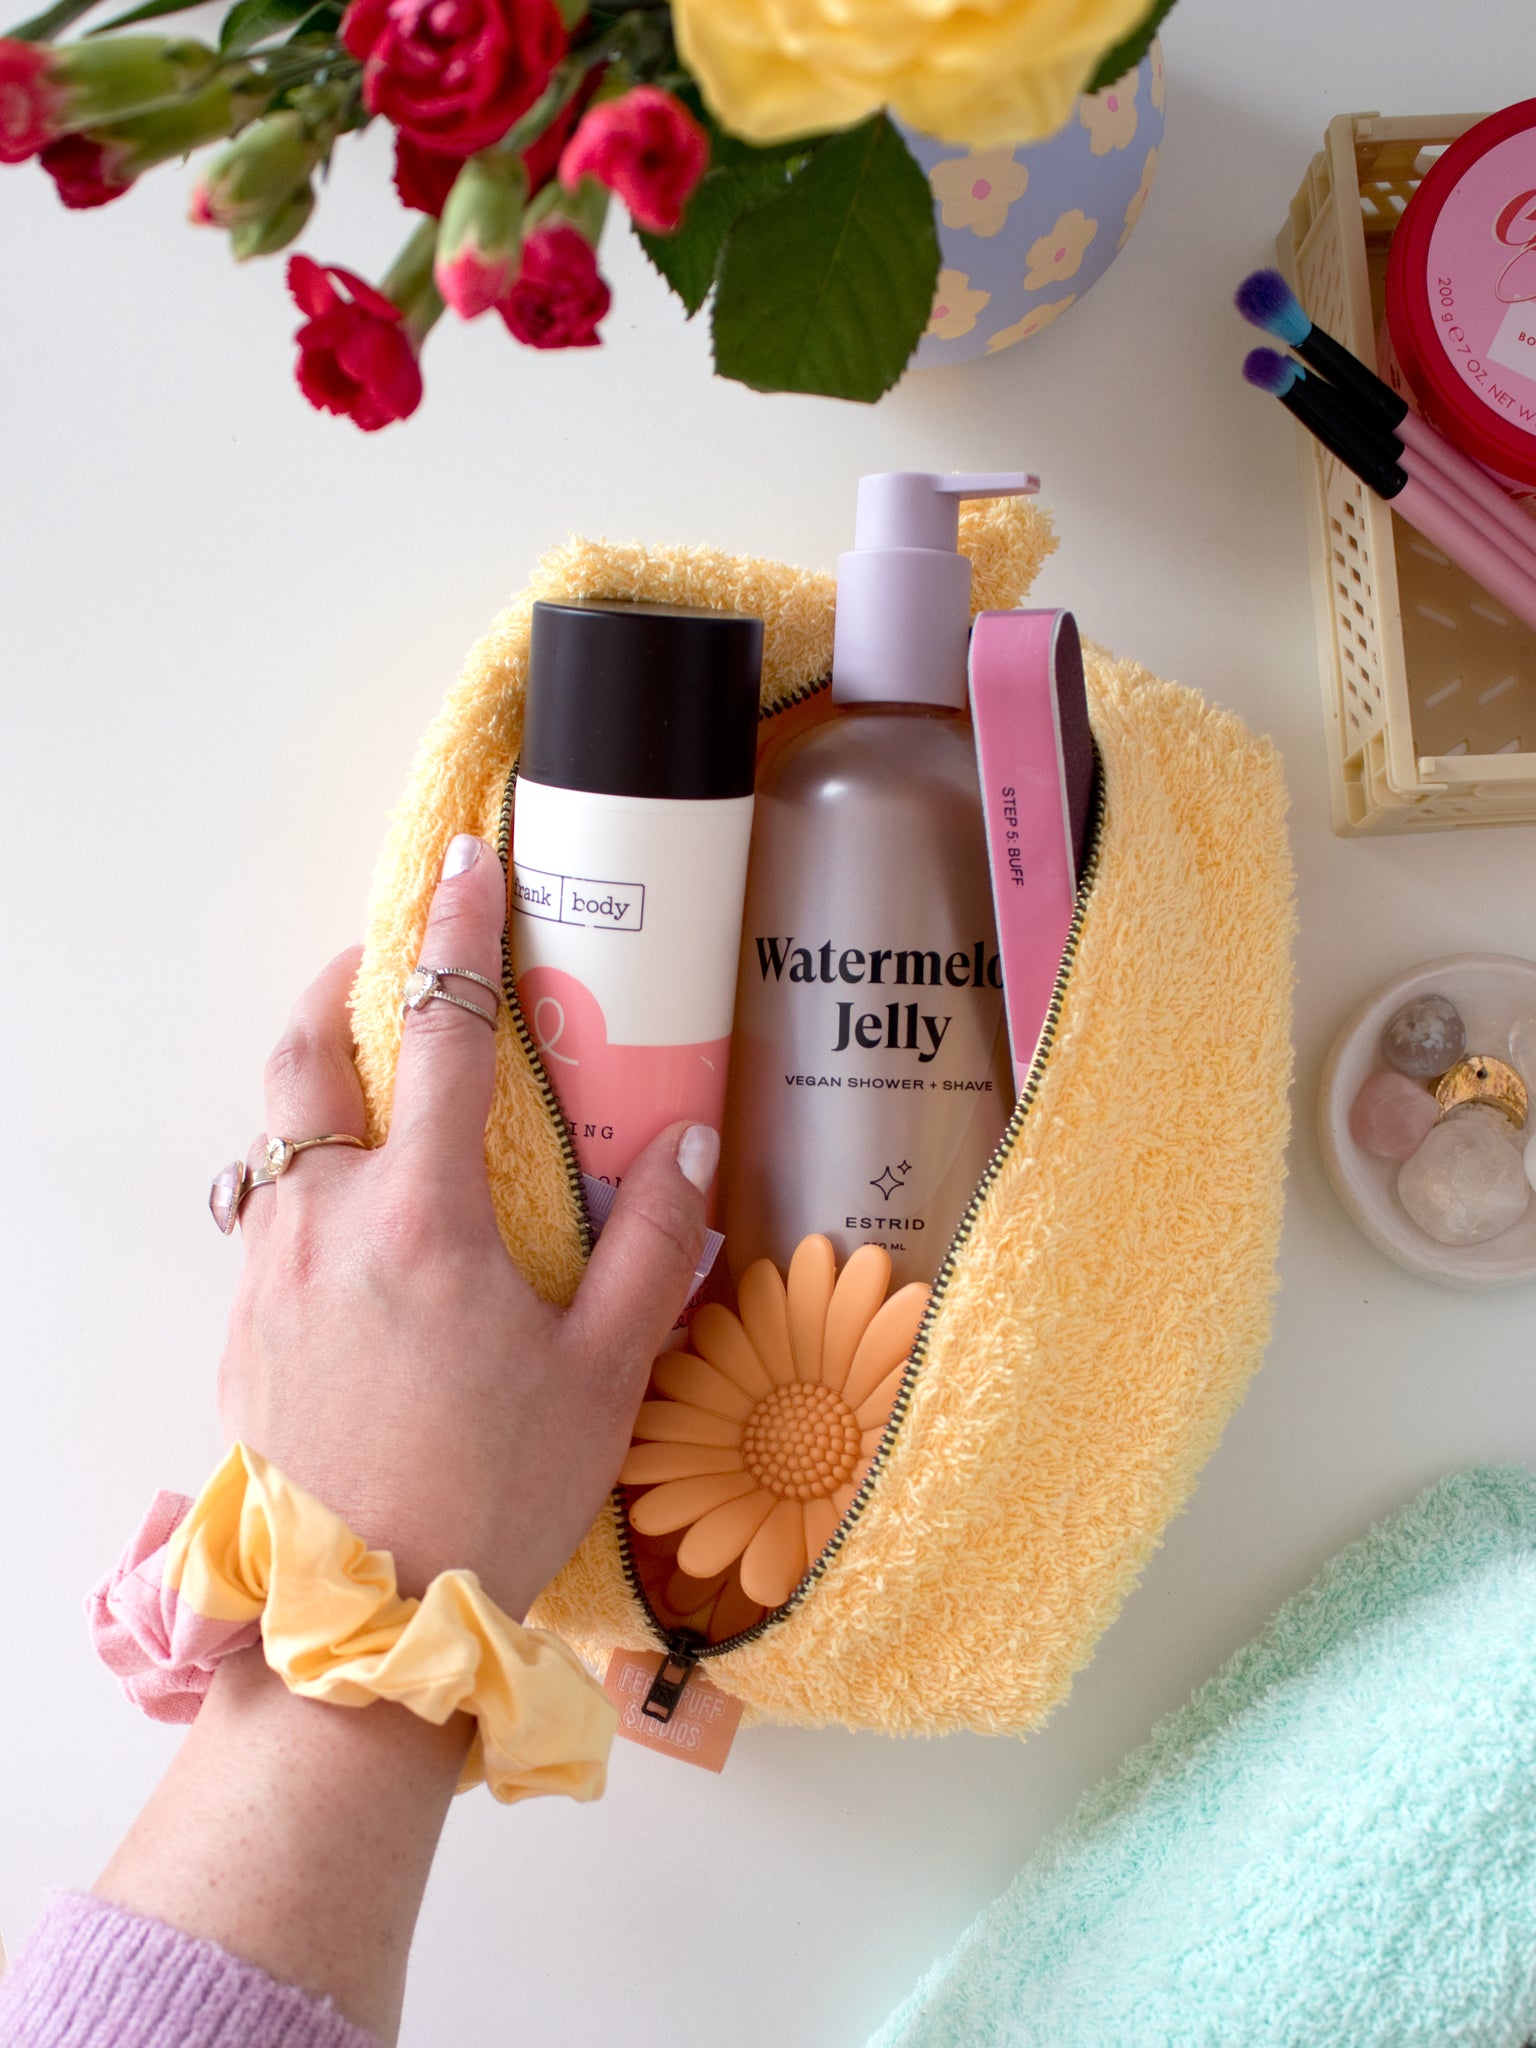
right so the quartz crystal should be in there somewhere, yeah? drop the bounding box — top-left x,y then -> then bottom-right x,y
1396,1104 -> 1530,1245
1381,993 -> 1466,1078
1510,1011 -> 1536,1088
1349,1068 -> 1440,1161
209,1161 -> 244,1236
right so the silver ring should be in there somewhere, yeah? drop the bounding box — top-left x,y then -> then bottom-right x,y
209,1133 -> 368,1236
401,965 -> 501,1028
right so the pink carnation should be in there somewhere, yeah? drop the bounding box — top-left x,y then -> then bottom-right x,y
558,85 -> 708,235
499,222 -> 609,349
39,131 -> 135,208
0,38 -> 65,165
437,237 -> 519,320
287,254 -> 423,432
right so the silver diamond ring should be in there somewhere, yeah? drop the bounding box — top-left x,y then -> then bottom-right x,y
401,965 -> 501,1028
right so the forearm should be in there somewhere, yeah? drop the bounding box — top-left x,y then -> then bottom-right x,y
93,1646 -> 470,2045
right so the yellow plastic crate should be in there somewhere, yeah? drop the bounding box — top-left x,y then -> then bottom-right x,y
1280,112 -> 1536,833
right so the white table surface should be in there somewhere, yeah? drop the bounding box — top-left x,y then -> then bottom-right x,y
4,1 -> 1536,2039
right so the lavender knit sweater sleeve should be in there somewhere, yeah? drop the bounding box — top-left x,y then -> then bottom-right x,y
0,1894 -> 380,2048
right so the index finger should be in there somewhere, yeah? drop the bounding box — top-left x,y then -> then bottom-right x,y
262,945 -> 368,1143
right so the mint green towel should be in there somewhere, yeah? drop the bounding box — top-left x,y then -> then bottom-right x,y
871,1469 -> 1536,2048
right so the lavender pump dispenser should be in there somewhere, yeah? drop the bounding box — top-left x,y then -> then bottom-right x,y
721,470 -> 1037,1287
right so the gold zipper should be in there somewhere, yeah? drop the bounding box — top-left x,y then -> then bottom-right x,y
496,761 -> 594,1261
768,759 -> 1104,1627
497,681 -> 1106,1674
493,663 -> 831,1254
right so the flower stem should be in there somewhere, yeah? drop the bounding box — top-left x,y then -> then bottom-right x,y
253,44 -> 360,100
7,0 -> 103,40
382,216 -> 438,316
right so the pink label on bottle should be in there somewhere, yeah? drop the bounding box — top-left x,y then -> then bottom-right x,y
1426,133 -> 1536,431
516,964 -> 731,1192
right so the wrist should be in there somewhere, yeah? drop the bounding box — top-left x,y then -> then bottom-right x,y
92,1445 -> 616,1805
96,1645 -> 467,2040
208,1640 -> 475,1764
349,1511 -> 523,1615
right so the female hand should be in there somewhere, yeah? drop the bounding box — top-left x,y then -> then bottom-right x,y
81,832 -> 711,2047
221,830 -> 717,1619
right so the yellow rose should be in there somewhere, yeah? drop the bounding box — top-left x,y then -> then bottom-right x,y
671,0 -> 1154,150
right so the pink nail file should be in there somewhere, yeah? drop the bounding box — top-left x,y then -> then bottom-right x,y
968,610 -> 1096,1092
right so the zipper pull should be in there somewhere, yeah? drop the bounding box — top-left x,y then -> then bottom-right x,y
641,1640 -> 701,1724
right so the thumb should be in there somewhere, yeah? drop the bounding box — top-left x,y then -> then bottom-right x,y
389,832 -> 506,1164
565,1122 -> 717,1375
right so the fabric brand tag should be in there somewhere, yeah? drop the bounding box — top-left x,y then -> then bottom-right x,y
602,1648 -> 743,1773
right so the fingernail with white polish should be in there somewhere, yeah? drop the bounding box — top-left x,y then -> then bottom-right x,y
442,834 -> 482,879
678,1124 -> 720,1195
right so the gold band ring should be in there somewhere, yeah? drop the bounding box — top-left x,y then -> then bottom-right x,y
209,1133 -> 368,1237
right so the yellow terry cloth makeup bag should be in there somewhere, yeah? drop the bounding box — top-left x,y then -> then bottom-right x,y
350,500 -> 1293,1737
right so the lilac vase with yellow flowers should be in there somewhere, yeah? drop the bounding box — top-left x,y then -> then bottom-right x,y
907,37 -> 1165,366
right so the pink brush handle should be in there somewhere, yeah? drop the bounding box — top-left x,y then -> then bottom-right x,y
1400,446 -> 1536,589
1397,408 -> 1536,568
1395,473 -> 1536,635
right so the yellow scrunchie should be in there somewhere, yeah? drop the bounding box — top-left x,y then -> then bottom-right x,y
166,1445 -> 616,1803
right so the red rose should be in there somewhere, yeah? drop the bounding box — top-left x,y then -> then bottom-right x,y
342,0 -> 565,156
499,221 -> 609,349
286,254 -> 423,432
393,133 -> 466,216
0,39 -> 65,165
393,67 -> 601,217
38,132 -> 134,207
558,85 -> 708,235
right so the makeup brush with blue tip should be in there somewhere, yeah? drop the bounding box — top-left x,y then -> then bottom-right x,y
1236,267 -> 1536,562
1242,348 -> 1400,493
1242,346 -> 1536,633
1235,268 -> 1395,415
1246,347 -> 1536,586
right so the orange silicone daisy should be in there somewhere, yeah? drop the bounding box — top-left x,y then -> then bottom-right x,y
620,1237 -> 931,1611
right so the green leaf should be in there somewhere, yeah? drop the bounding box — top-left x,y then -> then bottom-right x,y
86,0 -> 206,31
707,123 -> 816,171
285,2 -> 341,40
637,148 -> 797,317
710,114 -> 938,403
7,0 -> 101,44
1085,0 -> 1176,92
219,0 -> 312,54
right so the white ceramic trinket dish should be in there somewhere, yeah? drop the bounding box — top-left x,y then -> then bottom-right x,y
1319,952 -> 1536,1290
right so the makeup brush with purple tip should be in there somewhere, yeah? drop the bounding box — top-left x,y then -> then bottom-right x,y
1245,347 -> 1536,587
1243,346 -> 1536,636
1236,266 -> 1536,566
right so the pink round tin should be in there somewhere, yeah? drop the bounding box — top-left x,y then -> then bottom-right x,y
1385,99 -> 1536,494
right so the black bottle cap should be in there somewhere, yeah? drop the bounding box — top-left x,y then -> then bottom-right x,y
523,600 -> 763,800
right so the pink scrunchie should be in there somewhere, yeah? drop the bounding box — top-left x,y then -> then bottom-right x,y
86,1491 -> 260,1723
